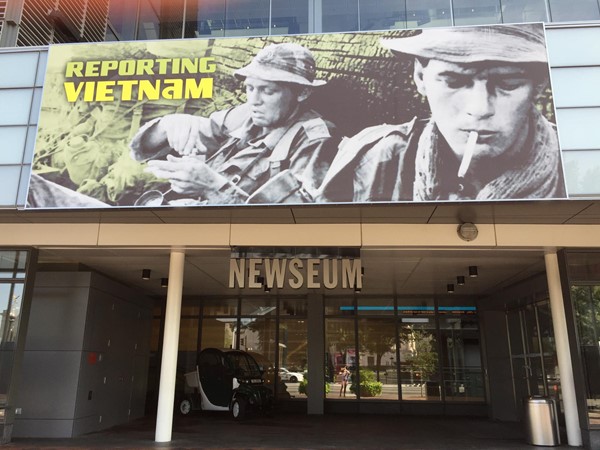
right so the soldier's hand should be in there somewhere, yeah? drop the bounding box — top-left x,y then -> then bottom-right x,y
145,154 -> 227,197
157,114 -> 208,157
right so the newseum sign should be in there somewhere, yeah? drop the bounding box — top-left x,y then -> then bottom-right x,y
229,258 -> 363,290
27,22 -> 567,209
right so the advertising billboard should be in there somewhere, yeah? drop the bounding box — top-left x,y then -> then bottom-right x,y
27,22 -> 567,209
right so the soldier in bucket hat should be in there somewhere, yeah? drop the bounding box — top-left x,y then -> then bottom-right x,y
130,43 -> 336,205
317,23 -> 566,203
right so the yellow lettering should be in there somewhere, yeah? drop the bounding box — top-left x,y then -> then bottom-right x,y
65,62 -> 84,78
200,57 -> 216,73
138,79 -> 160,100
136,59 -> 154,76
181,58 -> 198,74
63,82 -> 85,102
156,59 -> 170,75
119,60 -> 136,76
96,81 -> 115,101
84,61 -> 100,77
117,80 -> 137,101
162,79 -> 182,100
185,78 -> 213,99
100,60 -> 118,77
83,82 -> 96,102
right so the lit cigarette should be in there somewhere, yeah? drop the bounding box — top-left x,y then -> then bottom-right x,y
458,131 -> 478,178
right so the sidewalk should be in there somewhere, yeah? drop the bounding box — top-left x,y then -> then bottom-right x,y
7,413 -> 565,449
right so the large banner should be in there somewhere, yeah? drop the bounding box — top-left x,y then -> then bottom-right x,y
27,22 -> 567,209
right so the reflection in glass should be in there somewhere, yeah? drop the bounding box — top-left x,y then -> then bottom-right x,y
224,0 -> 270,37
399,315 -> 439,400
323,0 -> 359,32
201,317 -> 236,349
325,318 -> 356,399
278,319 -> 307,399
239,317 -> 277,391
357,318 -> 397,399
203,298 -> 238,316
272,0 -> 308,35
137,0 -> 185,40
241,297 -> 277,316
405,0 -> 452,28
571,285 -> 600,426
178,317 -> 199,370
548,0 -> 600,22
439,314 -> 484,402
501,0 -> 548,23
185,0 -> 226,37
356,297 -> 395,316
107,0 -> 138,41
359,0 -> 408,31
453,0 -> 501,26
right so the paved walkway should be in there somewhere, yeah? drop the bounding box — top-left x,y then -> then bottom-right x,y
7,413 -> 566,449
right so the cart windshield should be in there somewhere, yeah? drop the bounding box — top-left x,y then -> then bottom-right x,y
226,352 -> 263,378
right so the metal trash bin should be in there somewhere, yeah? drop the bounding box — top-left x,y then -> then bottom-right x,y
524,396 -> 560,446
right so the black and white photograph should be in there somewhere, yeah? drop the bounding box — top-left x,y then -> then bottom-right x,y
27,22 -> 567,209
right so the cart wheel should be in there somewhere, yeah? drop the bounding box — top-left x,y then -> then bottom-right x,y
231,397 -> 247,420
179,398 -> 192,416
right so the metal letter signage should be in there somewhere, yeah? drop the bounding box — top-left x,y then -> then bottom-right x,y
228,258 -> 362,290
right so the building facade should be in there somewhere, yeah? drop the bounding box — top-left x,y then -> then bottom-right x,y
0,0 -> 600,448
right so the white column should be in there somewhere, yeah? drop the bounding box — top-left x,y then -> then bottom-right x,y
544,251 -> 582,447
155,249 -> 185,443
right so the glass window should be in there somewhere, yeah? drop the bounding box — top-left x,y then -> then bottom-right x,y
178,317 -> 199,370
240,297 -> 277,316
184,0 -> 226,38
357,318 -> 397,399
29,88 -> 43,125
552,68 -> 600,108
549,0 -> 600,22
568,253 -> 600,282
108,0 -> 138,41
562,151 -> 600,197
280,298 -> 307,317
0,53 -> 38,88
278,319 -> 307,398
556,108 -> 600,150
571,285 -> 600,427
0,166 -> 21,206
453,0 -> 502,26
325,296 -> 355,316
359,0 -> 407,31
398,298 -> 439,400
357,297 -> 395,316
36,52 -> 48,87
272,0 -> 308,35
325,318 -> 356,399
501,0 -> 548,23
546,28 -> 600,67
225,0 -> 270,38
0,126 -> 27,164
203,298 -> 238,316
0,89 -> 33,125
17,165 -> 31,207
406,0 -> 452,28
438,301 -> 484,402
138,0 -> 184,40
238,316 -> 276,391
201,317 -> 237,349
323,0 -> 359,32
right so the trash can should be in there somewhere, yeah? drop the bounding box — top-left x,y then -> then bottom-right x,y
524,396 -> 560,446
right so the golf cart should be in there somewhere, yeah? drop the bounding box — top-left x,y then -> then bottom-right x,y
178,348 -> 274,420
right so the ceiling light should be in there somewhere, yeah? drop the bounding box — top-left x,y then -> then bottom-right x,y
141,269 -> 151,280
161,278 -> 169,288
469,266 -> 478,278
447,284 -> 455,294
355,287 -> 361,294
457,276 -> 465,286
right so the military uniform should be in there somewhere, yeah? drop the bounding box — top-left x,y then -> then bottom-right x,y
130,103 -> 336,204
317,108 -> 566,203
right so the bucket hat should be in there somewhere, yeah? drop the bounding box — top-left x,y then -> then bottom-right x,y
234,43 -> 326,87
381,23 -> 548,64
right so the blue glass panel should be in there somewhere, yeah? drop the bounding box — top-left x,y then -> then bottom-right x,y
0,89 -> 33,125
453,0 -> 502,25
0,126 -> 27,164
549,0 -> 600,22
323,0 -> 359,32
0,53 -> 38,88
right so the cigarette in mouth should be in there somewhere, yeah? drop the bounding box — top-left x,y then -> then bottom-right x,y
457,131 -> 478,178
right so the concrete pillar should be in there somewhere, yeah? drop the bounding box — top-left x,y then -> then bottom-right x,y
544,251 -> 582,447
155,249 -> 185,443
306,292 -> 324,414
